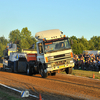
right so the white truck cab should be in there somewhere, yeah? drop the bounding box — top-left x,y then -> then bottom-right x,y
35,29 -> 74,78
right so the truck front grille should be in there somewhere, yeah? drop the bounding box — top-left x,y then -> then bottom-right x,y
49,53 -> 72,66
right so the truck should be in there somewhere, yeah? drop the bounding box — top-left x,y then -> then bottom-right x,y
3,29 -> 74,78
3,43 -> 17,70
83,50 -> 100,55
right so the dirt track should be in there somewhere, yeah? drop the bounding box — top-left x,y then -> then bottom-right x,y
0,69 -> 100,100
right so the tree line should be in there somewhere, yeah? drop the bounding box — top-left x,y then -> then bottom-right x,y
0,27 -> 100,59
69,36 -> 100,54
0,27 -> 37,59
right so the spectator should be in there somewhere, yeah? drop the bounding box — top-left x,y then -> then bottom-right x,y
98,58 -> 100,73
74,55 -> 78,69
74,53 -> 100,71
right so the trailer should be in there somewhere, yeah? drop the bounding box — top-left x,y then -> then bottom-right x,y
3,29 -> 74,78
3,43 -> 17,70
83,50 -> 100,55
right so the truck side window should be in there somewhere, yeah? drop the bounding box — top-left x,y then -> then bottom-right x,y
38,43 -> 43,54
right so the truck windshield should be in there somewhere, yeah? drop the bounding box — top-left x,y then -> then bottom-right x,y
44,39 -> 71,52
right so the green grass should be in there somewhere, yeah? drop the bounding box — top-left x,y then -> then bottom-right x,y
72,69 -> 100,79
61,69 -> 100,79
0,89 -> 21,100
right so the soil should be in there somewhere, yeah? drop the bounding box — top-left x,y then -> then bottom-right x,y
0,66 -> 100,100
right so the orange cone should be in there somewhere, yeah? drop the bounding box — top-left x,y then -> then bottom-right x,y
39,93 -> 42,100
93,73 -> 95,79
58,70 -> 60,73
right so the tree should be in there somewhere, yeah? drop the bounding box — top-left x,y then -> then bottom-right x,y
69,36 -> 77,40
0,36 -> 8,45
20,27 -> 36,51
90,36 -> 100,50
9,29 -> 21,51
80,36 -> 89,50
88,40 -> 95,50
31,37 -> 37,49
0,36 -> 8,60
70,36 -> 89,54
8,27 -> 37,52
69,36 -> 77,46
9,29 -> 20,43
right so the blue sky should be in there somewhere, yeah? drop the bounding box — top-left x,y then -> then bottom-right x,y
0,0 -> 100,40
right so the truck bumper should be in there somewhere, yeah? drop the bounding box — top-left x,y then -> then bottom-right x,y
3,59 -> 8,66
47,63 -> 74,72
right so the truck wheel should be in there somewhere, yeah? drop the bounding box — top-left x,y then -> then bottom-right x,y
3,65 -> 6,71
51,72 -> 56,76
40,65 -> 48,78
11,65 -> 14,72
26,65 -> 32,76
65,67 -> 72,74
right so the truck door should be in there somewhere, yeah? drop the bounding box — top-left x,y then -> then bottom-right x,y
37,42 -> 44,63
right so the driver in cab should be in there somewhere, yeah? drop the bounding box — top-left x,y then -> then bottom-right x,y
46,45 -> 50,51
61,42 -> 64,48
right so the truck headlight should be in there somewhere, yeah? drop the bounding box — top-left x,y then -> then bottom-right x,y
48,64 -> 52,67
49,56 -> 54,59
70,60 -> 73,63
45,56 -> 54,62
49,56 -> 54,61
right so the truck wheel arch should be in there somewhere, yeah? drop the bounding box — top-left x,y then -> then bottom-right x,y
11,63 -> 14,72
39,63 -> 48,78
26,64 -> 33,76
65,67 -> 72,74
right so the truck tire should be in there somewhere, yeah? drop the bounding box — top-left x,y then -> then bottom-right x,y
3,65 -> 6,71
51,72 -> 56,76
11,65 -> 14,72
26,65 -> 33,76
65,67 -> 72,74
40,65 -> 48,78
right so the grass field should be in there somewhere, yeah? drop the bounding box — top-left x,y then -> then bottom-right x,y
0,89 -> 21,100
60,68 -> 100,79
71,69 -> 100,79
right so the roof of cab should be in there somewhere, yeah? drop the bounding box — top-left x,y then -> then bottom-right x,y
35,29 -> 62,40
